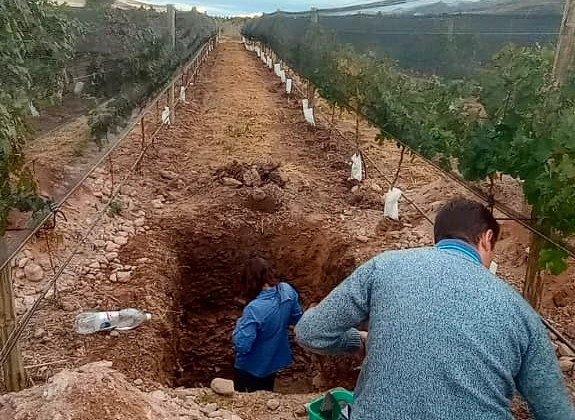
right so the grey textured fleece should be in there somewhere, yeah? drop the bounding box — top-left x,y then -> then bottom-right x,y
295,246 -> 575,420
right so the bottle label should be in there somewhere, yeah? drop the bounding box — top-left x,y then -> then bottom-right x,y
100,322 -> 112,330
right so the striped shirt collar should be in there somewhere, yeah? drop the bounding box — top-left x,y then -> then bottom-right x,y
436,239 -> 482,265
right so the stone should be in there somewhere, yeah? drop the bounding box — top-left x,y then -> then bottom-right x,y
266,399 -> 280,411
106,252 -> 119,261
160,170 -> 178,180
121,225 -> 135,235
33,328 -> 46,339
150,390 -> 169,401
94,240 -> 106,248
136,257 -> 151,264
105,241 -> 120,252
134,218 -> 146,227
18,257 -> 30,268
109,330 -> 120,337
24,263 -> 44,282
116,271 -> 131,283
134,378 -> 144,386
559,357 -> 574,372
109,273 -> 118,283
208,412 -> 223,418
152,199 -> 164,209
188,410 -> 202,420
230,416 -> 243,420
356,235 -> 370,243
243,168 -> 262,187
96,255 -> 109,265
557,342 -> 575,357
15,269 -> 26,280
210,378 -> 234,396
350,185 -> 360,194
114,236 -> 128,246
222,177 -> 243,188
201,403 -> 219,415
370,183 -> 383,193
294,405 -> 307,417
89,262 -> 100,270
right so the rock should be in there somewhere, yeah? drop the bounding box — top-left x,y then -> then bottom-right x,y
121,225 -> 135,235
134,218 -> 146,227
96,255 -> 108,265
136,257 -> 151,264
208,411 -> 223,418
134,378 -> 144,386
113,236 -> 128,246
23,250 -> 33,259
210,378 -> 234,396
24,263 -> 44,282
188,409 -> 203,420
370,183 -> 383,193
294,405 -> 307,417
89,262 -> 100,270
109,273 -> 118,283
243,168 -> 262,187
93,240 -> 106,248
266,399 -> 280,411
356,235 -> 370,243
201,403 -> 219,414
351,185 -> 360,194
33,328 -> 46,339
150,390 -> 169,401
61,301 -> 75,312
105,241 -> 120,252
116,271 -> 131,283
269,169 -> 288,187
160,170 -> 178,180
559,357 -> 574,372
557,342 -> 575,357
15,268 -> 26,280
109,330 -> 120,337
230,416 -> 243,420
246,184 -> 283,213
222,177 -> 243,188
106,252 -> 119,261
18,257 -> 30,268
152,199 -> 164,209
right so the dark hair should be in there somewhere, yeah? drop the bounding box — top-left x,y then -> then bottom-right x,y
242,257 -> 278,301
434,198 -> 500,247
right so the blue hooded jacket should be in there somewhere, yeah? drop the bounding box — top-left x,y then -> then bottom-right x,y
233,282 -> 303,378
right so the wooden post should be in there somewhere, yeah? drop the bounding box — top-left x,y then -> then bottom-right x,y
167,4 -> 176,123
553,0 -> 575,87
524,0 -> 575,308
0,249 -> 26,391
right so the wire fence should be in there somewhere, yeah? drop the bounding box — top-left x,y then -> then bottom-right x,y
1,2 -> 217,271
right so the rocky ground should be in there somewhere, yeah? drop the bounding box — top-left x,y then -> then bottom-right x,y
3,40 -> 575,419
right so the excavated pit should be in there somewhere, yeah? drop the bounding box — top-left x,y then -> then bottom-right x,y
162,216 -> 360,393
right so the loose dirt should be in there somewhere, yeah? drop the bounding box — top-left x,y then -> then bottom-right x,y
6,41 -> 575,419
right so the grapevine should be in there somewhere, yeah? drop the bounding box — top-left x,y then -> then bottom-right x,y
243,15 -> 575,284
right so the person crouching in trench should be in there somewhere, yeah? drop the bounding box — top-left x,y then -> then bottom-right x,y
232,257 -> 303,392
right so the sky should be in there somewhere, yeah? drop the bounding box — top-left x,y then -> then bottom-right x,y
144,0 -> 479,17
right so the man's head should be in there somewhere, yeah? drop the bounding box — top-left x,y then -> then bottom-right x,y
434,198 -> 500,267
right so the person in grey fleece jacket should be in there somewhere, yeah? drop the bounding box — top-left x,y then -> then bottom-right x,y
295,198 -> 575,420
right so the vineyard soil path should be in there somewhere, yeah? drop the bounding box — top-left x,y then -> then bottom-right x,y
7,41 -> 575,419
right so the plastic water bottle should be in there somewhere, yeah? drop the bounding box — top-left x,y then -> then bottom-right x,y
75,308 -> 152,335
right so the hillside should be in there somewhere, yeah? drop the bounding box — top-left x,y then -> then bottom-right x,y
411,0 -> 564,15
274,0 -> 564,16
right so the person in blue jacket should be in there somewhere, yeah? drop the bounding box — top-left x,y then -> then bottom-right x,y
233,257 -> 303,392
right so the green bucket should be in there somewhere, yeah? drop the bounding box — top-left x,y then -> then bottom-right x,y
307,388 -> 354,420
